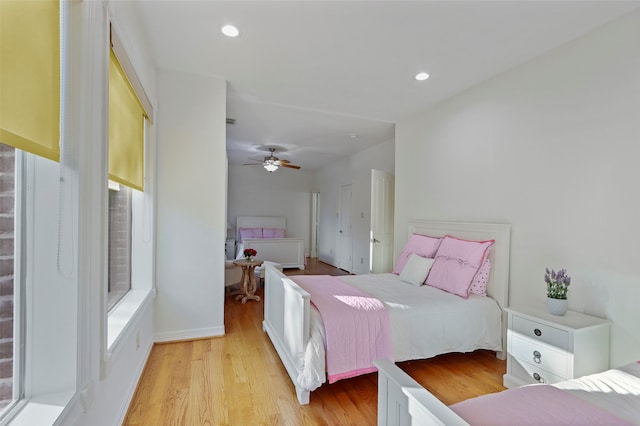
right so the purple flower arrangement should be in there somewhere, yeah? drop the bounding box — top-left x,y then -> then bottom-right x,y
545,268 -> 571,300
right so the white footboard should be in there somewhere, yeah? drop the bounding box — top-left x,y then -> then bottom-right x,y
243,238 -> 305,269
263,263 -> 311,404
374,359 -> 469,426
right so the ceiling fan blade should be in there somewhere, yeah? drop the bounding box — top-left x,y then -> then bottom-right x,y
245,148 -> 299,169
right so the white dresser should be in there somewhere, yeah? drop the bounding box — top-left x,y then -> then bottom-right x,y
225,239 -> 236,260
503,306 -> 610,388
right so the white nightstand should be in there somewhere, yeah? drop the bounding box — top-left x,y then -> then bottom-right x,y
225,239 -> 236,260
503,306 -> 610,388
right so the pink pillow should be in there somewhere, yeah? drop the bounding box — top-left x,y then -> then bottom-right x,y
469,258 -> 491,296
239,227 -> 263,241
425,236 -> 494,298
263,227 -> 285,238
392,234 -> 442,274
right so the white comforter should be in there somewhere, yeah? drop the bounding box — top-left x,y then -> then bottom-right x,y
554,361 -> 640,425
297,273 -> 503,391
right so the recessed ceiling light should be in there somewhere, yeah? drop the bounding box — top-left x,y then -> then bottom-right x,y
415,72 -> 430,81
221,24 -> 239,38
349,133 -> 359,139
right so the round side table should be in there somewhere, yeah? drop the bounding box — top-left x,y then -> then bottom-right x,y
232,259 -> 264,303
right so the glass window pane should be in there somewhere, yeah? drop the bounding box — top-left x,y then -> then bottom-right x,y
0,143 -> 15,413
108,183 -> 131,310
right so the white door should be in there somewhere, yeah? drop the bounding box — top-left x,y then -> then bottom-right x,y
338,184 -> 352,272
370,170 -> 394,273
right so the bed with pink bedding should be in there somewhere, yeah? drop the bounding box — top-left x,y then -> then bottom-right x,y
235,216 -> 305,269
263,220 -> 511,404
375,358 -> 640,425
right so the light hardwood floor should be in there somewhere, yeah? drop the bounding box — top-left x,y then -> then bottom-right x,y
124,259 -> 505,425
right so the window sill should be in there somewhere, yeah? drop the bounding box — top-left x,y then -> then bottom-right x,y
107,288 -> 154,349
7,391 -> 77,426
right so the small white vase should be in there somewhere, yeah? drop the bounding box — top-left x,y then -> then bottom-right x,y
547,297 -> 568,316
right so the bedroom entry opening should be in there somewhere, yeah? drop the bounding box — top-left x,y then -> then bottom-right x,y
338,184 -> 353,272
311,192 -> 319,258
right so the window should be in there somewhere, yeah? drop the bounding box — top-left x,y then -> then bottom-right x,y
107,31 -> 149,314
0,2 -> 79,422
107,182 -> 132,311
1,2 -> 156,423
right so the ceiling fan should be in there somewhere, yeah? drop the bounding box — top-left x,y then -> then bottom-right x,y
244,148 -> 301,172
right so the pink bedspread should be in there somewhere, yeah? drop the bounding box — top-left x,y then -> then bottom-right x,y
291,275 -> 393,383
450,384 -> 632,425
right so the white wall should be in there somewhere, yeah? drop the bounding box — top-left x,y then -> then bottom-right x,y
395,9 -> 640,366
227,165 -> 313,254
314,140 -> 395,273
77,304 -> 154,425
154,69 -> 227,341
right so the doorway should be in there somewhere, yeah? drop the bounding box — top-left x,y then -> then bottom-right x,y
338,184 -> 352,272
310,192 -> 319,258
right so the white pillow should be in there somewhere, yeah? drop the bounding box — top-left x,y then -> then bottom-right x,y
399,253 -> 435,287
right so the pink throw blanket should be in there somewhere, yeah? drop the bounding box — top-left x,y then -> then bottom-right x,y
292,275 -> 393,383
450,384 -> 632,425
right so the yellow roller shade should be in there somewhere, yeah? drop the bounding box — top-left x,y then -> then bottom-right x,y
109,48 -> 145,191
0,0 -> 60,161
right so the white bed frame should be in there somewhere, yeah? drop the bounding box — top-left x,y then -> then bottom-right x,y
376,359 -> 640,425
263,220 -> 511,405
236,216 -> 305,269
374,358 -> 470,426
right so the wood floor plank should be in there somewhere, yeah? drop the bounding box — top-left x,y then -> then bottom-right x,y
124,258 -> 506,425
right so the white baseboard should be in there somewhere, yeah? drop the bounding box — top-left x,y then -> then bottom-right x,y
318,255 -> 336,267
154,326 -> 225,343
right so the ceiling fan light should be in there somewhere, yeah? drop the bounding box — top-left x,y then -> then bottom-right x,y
264,163 -> 279,172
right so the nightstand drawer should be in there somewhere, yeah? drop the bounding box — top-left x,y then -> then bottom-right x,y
513,358 -> 566,385
511,315 -> 569,350
504,307 -> 610,389
509,334 -> 568,377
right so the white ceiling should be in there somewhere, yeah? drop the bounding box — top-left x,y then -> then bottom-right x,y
131,0 -> 640,170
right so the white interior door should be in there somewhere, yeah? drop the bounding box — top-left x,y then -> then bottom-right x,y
370,169 -> 394,273
338,184 -> 352,272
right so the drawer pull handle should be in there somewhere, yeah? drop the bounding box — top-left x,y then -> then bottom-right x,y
533,350 -> 542,364
534,328 -> 542,337
533,372 -> 544,383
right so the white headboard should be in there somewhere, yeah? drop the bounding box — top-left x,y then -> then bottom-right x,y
236,216 -> 286,241
406,219 -> 511,312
